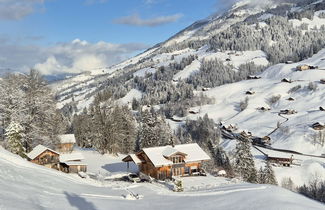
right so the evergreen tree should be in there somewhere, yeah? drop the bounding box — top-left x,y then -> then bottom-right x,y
234,137 -> 257,183
263,161 -> 278,185
5,121 -> 25,157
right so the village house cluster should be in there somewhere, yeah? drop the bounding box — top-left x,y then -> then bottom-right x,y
26,134 -> 87,174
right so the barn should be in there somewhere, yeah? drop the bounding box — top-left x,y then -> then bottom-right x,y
59,153 -> 87,173
57,134 -> 76,153
123,143 -> 210,180
27,145 -> 60,169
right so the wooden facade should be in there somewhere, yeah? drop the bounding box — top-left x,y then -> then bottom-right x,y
267,156 -> 293,167
57,143 -> 74,153
60,163 -> 87,173
137,151 -> 204,180
30,150 -> 60,170
123,144 -> 210,180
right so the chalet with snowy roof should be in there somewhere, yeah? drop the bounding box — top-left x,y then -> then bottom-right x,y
57,134 -> 76,153
311,122 -> 325,130
27,145 -> 60,169
123,143 -> 210,180
296,64 -> 318,71
59,153 -> 87,173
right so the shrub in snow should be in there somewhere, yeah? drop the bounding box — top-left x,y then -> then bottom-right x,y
173,180 -> 184,192
307,82 -> 318,91
288,85 -> 301,93
267,94 -> 281,106
281,177 -> 295,191
239,97 -> 249,112
311,130 -> 325,147
297,173 -> 325,203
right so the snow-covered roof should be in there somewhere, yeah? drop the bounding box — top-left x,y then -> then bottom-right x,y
27,145 -> 59,160
59,153 -> 84,162
122,154 -> 142,165
142,143 -> 210,167
162,147 -> 180,157
58,134 -> 76,144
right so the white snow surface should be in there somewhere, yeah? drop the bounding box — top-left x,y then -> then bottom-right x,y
0,146 -> 324,210
117,89 -> 143,105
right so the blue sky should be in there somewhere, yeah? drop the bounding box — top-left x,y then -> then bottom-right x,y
0,0 -> 230,75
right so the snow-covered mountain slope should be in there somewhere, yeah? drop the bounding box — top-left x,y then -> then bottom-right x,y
1,146 -> 324,210
53,0 -> 325,112
188,49 -> 325,155
49,0 -> 325,189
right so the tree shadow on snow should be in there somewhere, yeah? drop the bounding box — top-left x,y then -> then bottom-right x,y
64,192 -> 97,210
102,162 -> 138,173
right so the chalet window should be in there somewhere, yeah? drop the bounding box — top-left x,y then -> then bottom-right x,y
172,156 -> 182,164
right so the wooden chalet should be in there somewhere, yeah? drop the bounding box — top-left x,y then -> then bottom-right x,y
281,78 -> 292,83
247,75 -> 261,80
57,134 -> 76,153
280,109 -> 297,115
257,107 -> 271,111
245,90 -> 255,95
320,79 -> 325,84
123,143 -> 210,180
320,106 -> 325,111
188,110 -> 199,114
27,145 -> 60,169
287,97 -> 295,101
267,155 -> 293,167
311,122 -> 325,130
59,153 -> 87,173
240,130 -> 252,139
296,64 -> 318,71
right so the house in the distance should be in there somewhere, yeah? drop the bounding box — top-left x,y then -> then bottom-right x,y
123,143 -> 210,180
27,145 -> 60,169
59,153 -> 87,173
57,134 -> 76,153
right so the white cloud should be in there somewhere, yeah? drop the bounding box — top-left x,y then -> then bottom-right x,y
0,38 -> 150,75
114,13 -> 183,27
0,0 -> 45,20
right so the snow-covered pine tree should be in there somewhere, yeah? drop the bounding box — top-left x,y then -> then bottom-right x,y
234,137 -> 257,183
263,161 -> 278,185
139,110 -> 159,149
5,121 -> 25,157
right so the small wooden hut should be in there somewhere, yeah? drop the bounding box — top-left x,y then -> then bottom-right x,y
258,107 -> 271,111
245,91 -> 255,95
247,75 -> 261,80
280,109 -> 297,115
281,78 -> 292,83
59,153 -> 87,173
311,122 -> 325,130
57,134 -> 76,153
267,155 -> 293,167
